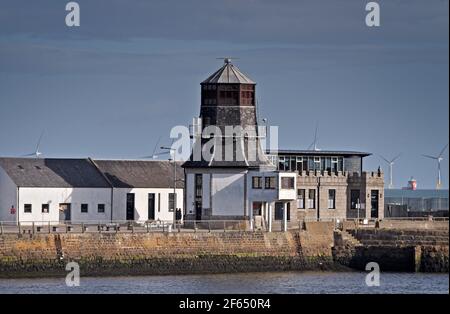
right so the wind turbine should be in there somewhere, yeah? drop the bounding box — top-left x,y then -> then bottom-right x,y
378,153 -> 401,189
307,122 -> 320,151
423,144 -> 448,189
23,131 -> 45,158
140,135 -> 163,159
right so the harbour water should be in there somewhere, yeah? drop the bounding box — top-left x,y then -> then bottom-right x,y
0,272 -> 448,294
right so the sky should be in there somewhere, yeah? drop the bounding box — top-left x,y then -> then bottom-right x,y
0,0 -> 448,189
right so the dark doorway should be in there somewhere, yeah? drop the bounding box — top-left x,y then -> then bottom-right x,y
59,203 -> 71,222
126,193 -> 135,221
274,202 -> 290,221
148,193 -> 155,220
274,202 -> 283,220
371,190 -> 379,218
195,201 -> 202,221
253,202 -> 263,216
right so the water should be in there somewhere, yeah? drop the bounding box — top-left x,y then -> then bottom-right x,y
0,272 -> 448,294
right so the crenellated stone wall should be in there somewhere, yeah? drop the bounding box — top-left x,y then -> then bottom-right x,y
296,171 -> 384,221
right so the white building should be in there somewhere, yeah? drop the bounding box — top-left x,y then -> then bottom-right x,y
182,59 -> 297,231
93,159 -> 183,223
0,157 -> 183,225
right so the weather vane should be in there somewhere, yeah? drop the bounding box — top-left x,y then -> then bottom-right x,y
216,57 -> 239,64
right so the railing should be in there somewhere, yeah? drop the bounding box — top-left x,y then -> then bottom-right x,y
382,216 -> 449,221
0,216 -> 447,235
0,220 -> 255,235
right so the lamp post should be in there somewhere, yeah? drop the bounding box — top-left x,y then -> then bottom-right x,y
160,146 -> 177,227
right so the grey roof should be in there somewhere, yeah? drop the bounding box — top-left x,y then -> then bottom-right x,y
202,60 -> 255,84
0,158 -> 111,188
93,160 -> 184,189
266,149 -> 371,157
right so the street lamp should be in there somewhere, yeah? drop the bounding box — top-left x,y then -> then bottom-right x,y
160,146 -> 177,227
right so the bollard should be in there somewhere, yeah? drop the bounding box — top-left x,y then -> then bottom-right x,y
146,222 -> 149,233
194,221 -> 196,233
162,222 -> 165,233
0,222 -> 3,235
48,221 -> 51,234
178,222 -> 181,233
223,221 -> 226,232
208,221 -> 211,233
81,223 -> 85,233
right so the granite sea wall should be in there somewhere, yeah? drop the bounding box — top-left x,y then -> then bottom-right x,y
0,221 -> 447,278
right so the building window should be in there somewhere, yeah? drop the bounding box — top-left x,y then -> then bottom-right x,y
281,177 -> 294,189
290,157 -> 296,171
351,190 -> 360,209
158,193 -> 161,212
297,189 -> 305,209
314,157 -> 321,171
338,157 -> 344,172
98,204 -> 105,213
169,193 -> 176,212
81,204 -> 88,213
264,177 -> 276,189
252,176 -> 262,189
308,189 -> 316,209
41,204 -> 49,213
278,156 -> 285,171
195,174 -> 202,198
24,204 -> 32,213
296,157 -> 304,173
328,189 -> 336,209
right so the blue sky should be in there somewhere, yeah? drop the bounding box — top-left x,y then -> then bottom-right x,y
0,0 -> 448,188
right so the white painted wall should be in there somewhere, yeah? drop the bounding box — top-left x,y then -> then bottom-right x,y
211,173 -> 245,216
112,188 -> 183,222
203,173 -> 211,209
278,172 -> 297,200
18,187 -> 112,224
0,167 -> 17,222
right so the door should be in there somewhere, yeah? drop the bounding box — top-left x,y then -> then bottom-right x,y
148,193 -> 155,220
371,190 -> 379,218
195,201 -> 202,221
126,193 -> 135,221
59,203 -> 71,222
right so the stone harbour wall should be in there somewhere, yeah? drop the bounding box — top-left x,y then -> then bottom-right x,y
0,221 -> 447,278
0,230 -> 338,278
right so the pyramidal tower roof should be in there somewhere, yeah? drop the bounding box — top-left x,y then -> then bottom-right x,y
202,58 -> 255,84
